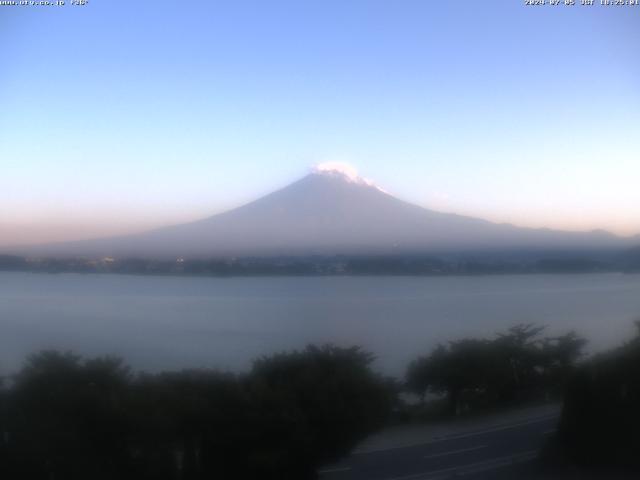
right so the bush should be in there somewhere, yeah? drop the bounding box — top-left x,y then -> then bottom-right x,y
0,345 -> 392,480
557,323 -> 640,471
406,324 -> 586,416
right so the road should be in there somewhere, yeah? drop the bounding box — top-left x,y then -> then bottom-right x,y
318,408 -> 559,480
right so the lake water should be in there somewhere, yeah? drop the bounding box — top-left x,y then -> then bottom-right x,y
2,272 -> 640,377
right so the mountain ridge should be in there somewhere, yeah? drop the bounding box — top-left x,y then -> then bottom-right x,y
4,167 -> 635,259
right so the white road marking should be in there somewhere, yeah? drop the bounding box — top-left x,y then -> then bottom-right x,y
318,466 -> 352,474
430,415 -> 558,442
384,450 -> 538,480
354,413 -> 558,455
423,444 -> 487,460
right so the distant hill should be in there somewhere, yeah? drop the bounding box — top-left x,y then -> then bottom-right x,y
5,166 -> 637,259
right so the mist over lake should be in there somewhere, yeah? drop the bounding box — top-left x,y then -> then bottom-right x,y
2,272 -> 640,377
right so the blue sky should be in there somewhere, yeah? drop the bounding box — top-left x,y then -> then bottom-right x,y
1,1 -> 639,244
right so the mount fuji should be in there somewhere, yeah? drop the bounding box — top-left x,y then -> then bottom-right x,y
9,164 -> 632,259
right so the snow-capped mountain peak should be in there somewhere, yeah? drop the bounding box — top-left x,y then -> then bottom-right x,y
311,162 -> 385,191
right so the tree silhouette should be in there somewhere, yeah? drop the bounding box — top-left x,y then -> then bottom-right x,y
406,325 -> 586,416
556,321 -> 640,471
0,345 -> 392,480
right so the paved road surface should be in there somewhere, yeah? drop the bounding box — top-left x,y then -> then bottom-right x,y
318,408 -> 559,480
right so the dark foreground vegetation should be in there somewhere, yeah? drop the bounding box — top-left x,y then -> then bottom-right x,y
406,325 -> 640,477
405,324 -> 586,418
550,322 -> 640,475
1,250 -> 637,277
0,346 -> 392,480
4,322 -> 640,479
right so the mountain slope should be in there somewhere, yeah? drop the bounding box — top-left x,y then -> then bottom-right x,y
10,168 -> 632,258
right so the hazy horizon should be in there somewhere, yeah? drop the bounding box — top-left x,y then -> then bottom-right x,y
3,163 -> 640,248
3,163 -> 640,252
